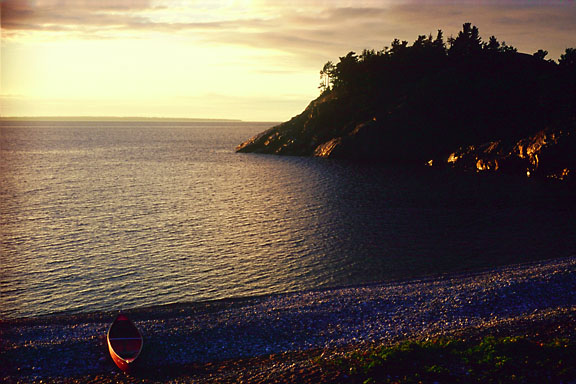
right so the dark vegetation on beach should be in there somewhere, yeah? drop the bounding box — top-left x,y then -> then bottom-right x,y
237,23 -> 576,180
323,335 -> 576,384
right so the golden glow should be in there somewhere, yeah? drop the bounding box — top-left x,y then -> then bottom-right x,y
1,35 -> 317,120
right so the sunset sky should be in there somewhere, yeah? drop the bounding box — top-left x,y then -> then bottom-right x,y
1,0 -> 575,121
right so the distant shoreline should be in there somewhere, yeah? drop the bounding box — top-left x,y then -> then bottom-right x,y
0,116 -> 244,123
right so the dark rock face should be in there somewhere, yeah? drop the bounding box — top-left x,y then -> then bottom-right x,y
236,51 -> 575,180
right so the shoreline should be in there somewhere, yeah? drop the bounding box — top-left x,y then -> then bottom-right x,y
2,256 -> 575,382
3,255 -> 570,325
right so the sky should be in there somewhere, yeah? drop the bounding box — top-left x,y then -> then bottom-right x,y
1,0 -> 575,121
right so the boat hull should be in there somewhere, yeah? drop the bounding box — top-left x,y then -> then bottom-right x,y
107,313 -> 143,373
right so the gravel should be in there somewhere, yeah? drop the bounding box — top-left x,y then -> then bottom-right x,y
1,256 -> 575,383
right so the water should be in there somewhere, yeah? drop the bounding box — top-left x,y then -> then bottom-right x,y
1,121 -> 575,319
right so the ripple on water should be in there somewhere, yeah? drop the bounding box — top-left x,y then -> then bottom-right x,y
1,121 -> 576,319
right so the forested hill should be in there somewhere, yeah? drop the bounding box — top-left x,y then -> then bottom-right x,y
237,23 -> 576,181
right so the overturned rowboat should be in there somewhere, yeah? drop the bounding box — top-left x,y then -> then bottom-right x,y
107,313 -> 143,372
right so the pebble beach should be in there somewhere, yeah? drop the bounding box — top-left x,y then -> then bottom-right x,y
2,256 -> 575,383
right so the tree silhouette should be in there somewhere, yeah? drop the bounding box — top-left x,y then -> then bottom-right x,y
319,61 -> 336,93
559,48 -> 576,68
533,49 -> 548,60
316,22 -> 575,109
485,36 -> 500,51
449,23 -> 482,57
390,38 -> 409,56
333,52 -> 359,89
433,30 -> 446,52
499,41 -> 517,53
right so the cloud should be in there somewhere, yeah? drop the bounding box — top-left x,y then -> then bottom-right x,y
1,0 -> 275,42
2,0 -> 575,60
1,0 -> 168,38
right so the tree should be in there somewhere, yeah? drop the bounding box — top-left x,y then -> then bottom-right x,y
360,49 -> 377,61
449,23 -> 482,57
412,35 -> 430,49
484,36 -> 500,51
533,49 -> 548,60
433,30 -> 446,52
499,41 -> 517,53
333,52 -> 358,89
390,38 -> 408,56
319,61 -> 336,93
559,48 -> 576,68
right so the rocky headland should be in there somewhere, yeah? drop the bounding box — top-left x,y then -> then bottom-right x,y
237,24 -> 576,181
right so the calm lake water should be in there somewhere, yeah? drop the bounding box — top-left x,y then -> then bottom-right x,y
1,121 -> 575,319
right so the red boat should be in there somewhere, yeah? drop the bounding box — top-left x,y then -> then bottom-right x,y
107,313 -> 143,373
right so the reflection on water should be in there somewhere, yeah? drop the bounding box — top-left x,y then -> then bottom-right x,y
1,121 -> 575,319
